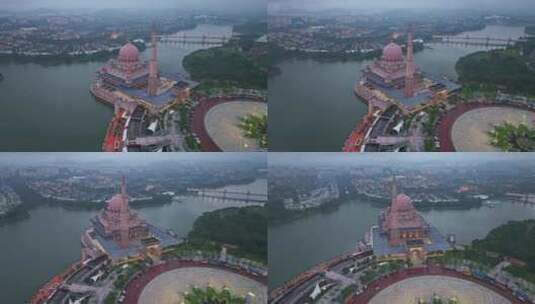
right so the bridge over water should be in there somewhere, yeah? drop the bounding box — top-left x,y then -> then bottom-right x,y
430,35 -> 528,47
187,188 -> 267,204
155,33 -> 233,46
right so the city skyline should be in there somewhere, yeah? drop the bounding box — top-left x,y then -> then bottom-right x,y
2,0 -> 266,14
0,152 -> 265,167
268,0 -> 535,12
268,152 -> 535,167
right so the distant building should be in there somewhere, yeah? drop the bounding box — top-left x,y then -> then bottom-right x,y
81,176 -> 178,264
371,176 -> 451,264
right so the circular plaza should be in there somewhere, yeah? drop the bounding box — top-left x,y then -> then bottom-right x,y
124,261 -> 267,304
205,100 -> 267,152
191,96 -> 267,152
369,275 -> 511,304
438,102 -> 535,151
347,266 -> 524,304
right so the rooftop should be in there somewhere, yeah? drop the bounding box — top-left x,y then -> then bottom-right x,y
92,224 -> 179,260
119,74 -> 197,107
371,225 -> 451,257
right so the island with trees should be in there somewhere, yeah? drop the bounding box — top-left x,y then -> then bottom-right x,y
456,47 -> 535,97
183,22 -> 268,91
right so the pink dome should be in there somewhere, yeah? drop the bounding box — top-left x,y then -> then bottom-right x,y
382,42 -> 403,62
391,194 -> 414,212
118,43 -> 140,62
107,194 -> 125,211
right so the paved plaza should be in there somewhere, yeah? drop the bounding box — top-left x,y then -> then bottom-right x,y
451,106 -> 535,151
204,100 -> 267,152
138,266 -> 267,304
369,275 -> 512,304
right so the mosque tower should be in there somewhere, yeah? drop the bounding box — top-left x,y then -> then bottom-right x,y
93,175 -> 149,249
147,26 -> 160,96
118,176 -> 130,248
404,25 -> 415,97
391,175 -> 398,199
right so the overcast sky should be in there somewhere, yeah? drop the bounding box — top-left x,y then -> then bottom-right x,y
268,0 -> 535,12
0,153 -> 265,167
269,153 -> 535,168
1,0 -> 266,13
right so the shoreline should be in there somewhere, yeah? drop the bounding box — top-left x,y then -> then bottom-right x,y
0,176 -> 262,223
270,190 -> 485,225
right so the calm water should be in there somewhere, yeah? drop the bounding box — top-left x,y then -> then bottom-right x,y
0,24 -> 232,151
269,25 -> 527,152
268,199 -> 535,288
0,178 -> 265,303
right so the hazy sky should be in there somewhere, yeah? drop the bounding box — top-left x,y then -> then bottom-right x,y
268,0 -> 535,11
2,0 -> 266,13
269,153 -> 535,167
0,153 -> 265,167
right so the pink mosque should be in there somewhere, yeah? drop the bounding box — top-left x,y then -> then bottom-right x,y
91,176 -> 149,248
355,26 -> 459,116
91,33 -> 194,152
97,34 -> 159,94
99,43 -> 150,88
371,176 -> 451,263
361,31 -> 421,96
381,176 -> 428,247
90,33 -> 192,113
344,27 -> 460,152
82,176 -> 178,263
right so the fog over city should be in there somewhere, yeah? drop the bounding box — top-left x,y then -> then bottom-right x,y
269,153 -> 535,167
0,153 -> 265,167
268,0 -> 535,12
1,0 -> 266,14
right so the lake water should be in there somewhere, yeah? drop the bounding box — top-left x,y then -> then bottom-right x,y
268,198 -> 535,288
0,24 -> 232,151
0,178 -> 265,303
268,25 -> 527,152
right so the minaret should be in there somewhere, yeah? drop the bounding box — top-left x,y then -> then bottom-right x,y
404,24 -> 415,97
147,26 -> 160,96
118,175 -> 130,248
391,175 -> 398,200
120,175 -> 127,198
